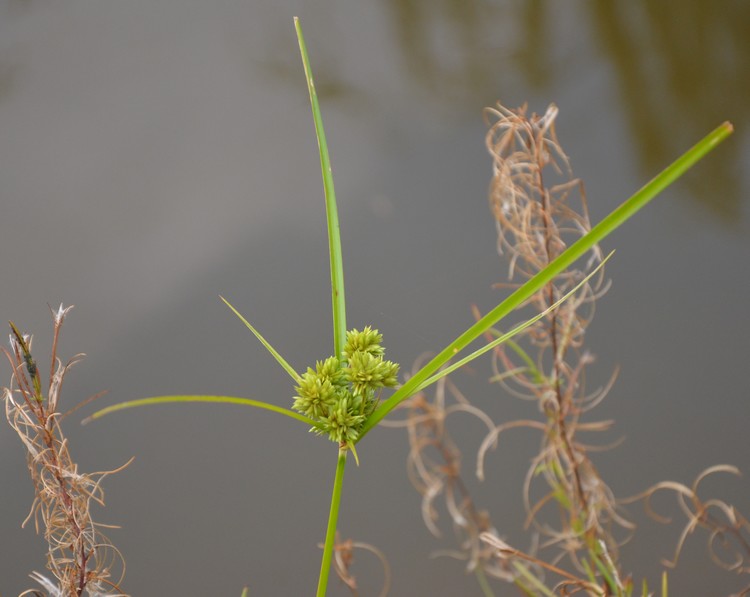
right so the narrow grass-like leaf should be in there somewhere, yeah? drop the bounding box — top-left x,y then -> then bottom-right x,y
511,562 -> 556,597
591,554 -> 618,596
82,395 -> 316,426
413,252 -> 612,393
295,17 -> 347,359
474,566 -> 497,597
359,121 -> 732,440
221,296 -> 301,383
513,579 -> 538,597
581,557 -> 598,586
491,337 -> 542,384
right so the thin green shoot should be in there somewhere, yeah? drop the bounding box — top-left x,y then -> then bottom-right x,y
486,335 -> 541,384
591,552 -> 619,596
473,566 -> 497,597
511,562 -> 556,597
581,557 -> 598,586
221,296 -> 301,383
513,577 -> 539,597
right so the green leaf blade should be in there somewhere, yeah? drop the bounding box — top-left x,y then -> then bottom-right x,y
221,296 -> 301,383
413,251 -> 613,394
82,395 -> 316,426
295,17 -> 347,359
359,121 -> 733,440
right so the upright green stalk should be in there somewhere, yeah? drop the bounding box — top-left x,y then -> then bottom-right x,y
296,18 -> 349,597
317,448 -> 347,597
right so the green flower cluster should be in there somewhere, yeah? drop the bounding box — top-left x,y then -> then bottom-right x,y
292,327 -> 399,447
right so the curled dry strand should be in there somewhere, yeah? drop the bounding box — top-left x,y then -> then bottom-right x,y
3,305 -> 128,597
623,465 -> 750,577
385,357 -> 517,584
325,532 -> 391,597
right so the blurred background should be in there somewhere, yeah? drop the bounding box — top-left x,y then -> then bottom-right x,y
0,1 -> 748,595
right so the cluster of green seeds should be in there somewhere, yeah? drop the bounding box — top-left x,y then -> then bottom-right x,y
292,326 -> 399,449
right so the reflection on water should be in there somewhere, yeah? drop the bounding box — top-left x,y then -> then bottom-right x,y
388,0 -> 560,98
590,1 -> 749,221
0,58 -> 18,104
0,2 -> 23,104
387,0 -> 499,102
385,0 -> 747,220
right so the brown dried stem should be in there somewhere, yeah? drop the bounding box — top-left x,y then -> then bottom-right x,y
477,103 -> 629,590
396,103 -> 632,595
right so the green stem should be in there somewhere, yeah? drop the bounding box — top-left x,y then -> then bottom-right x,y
474,565 -> 496,597
511,562 -> 556,597
317,448 -> 347,597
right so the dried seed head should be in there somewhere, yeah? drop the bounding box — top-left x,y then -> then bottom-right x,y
3,311 -> 128,596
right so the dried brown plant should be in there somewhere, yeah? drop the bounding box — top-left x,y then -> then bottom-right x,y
478,102 -> 631,583
393,102 -> 747,595
392,103 -> 631,595
3,305 -> 128,597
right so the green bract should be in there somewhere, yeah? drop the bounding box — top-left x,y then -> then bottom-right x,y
293,327 -> 399,447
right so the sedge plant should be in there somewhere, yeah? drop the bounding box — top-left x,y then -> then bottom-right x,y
84,18 -> 733,597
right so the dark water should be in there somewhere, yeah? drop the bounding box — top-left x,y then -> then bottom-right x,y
1,1 -> 748,595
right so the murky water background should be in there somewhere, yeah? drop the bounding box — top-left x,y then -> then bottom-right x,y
1,1 -> 748,595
